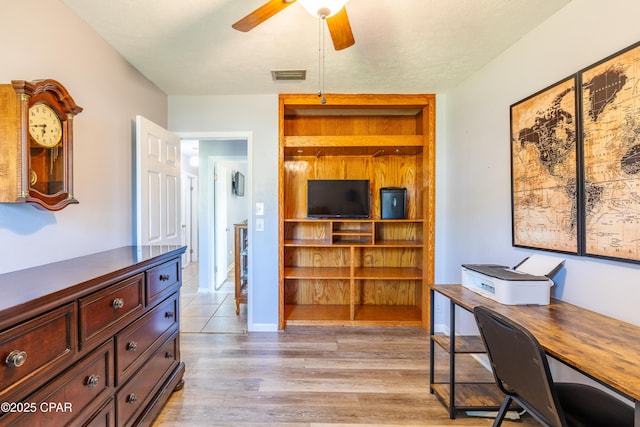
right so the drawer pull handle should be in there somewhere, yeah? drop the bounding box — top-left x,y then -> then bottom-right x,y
6,350 -> 27,368
127,394 -> 138,404
165,351 -> 174,358
127,341 -> 138,351
86,374 -> 100,387
112,298 -> 125,309
159,274 -> 170,281
165,311 -> 175,319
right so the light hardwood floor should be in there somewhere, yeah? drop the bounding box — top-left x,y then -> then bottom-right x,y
153,265 -> 537,426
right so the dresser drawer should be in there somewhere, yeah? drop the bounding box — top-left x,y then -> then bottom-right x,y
1,338 -> 113,427
115,294 -> 178,385
79,274 -> 144,349
117,333 -> 179,427
146,259 -> 180,306
0,302 -> 76,402
83,398 -> 115,427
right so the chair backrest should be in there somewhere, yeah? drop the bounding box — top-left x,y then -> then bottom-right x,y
473,306 -> 567,427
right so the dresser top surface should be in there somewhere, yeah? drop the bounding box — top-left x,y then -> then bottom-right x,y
0,246 -> 186,314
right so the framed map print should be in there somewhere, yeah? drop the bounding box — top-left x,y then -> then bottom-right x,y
510,76 -> 579,253
581,41 -> 640,262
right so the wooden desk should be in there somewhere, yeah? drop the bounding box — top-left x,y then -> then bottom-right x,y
430,284 -> 640,423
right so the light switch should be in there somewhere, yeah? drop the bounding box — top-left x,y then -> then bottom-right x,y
256,202 -> 264,216
256,218 -> 264,231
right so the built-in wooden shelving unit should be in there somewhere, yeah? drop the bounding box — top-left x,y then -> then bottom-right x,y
278,94 -> 436,330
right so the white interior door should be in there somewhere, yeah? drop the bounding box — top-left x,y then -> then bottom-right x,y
134,115 -> 181,246
214,163 -> 228,288
180,171 -> 199,267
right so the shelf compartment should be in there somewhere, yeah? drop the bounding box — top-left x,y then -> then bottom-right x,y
285,304 -> 351,325
283,109 -> 424,136
284,279 -> 350,305
355,247 -> 422,271
431,334 -> 486,354
284,220 -> 329,243
283,304 -> 422,327
284,246 -> 351,270
353,304 -> 422,326
330,226 -> 373,245
431,383 -> 509,411
375,220 -> 423,245
354,279 -> 420,306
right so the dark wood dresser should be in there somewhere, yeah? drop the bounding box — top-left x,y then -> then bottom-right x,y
0,245 -> 186,427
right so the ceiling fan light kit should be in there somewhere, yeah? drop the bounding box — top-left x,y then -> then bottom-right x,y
232,0 -> 355,51
297,0 -> 349,18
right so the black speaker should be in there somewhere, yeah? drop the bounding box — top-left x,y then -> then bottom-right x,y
380,187 -> 406,219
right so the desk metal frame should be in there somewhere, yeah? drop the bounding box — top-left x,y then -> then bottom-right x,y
430,284 -> 640,423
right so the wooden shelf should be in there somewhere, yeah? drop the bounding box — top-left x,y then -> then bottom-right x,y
431,383 -> 509,411
284,239 -> 332,247
284,267 -> 350,279
284,304 -> 422,327
354,267 -> 423,280
284,266 -> 422,280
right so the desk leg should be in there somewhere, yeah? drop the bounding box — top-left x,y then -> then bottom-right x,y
635,401 -> 639,426
449,299 -> 456,419
429,288 -> 435,394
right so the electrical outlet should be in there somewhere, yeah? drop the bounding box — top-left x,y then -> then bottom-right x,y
435,303 -> 442,313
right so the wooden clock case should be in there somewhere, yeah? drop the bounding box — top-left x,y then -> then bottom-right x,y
0,79 -> 82,211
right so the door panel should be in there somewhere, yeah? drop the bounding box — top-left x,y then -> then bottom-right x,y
135,116 -> 181,246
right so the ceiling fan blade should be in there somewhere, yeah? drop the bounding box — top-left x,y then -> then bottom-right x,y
325,7 -> 355,50
232,0 -> 296,32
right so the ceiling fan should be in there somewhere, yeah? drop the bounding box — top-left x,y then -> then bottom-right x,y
232,0 -> 355,51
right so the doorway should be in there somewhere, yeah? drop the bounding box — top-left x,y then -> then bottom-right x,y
178,131 -> 253,330
179,134 -> 250,295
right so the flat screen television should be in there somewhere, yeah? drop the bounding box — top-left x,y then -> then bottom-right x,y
307,179 -> 370,218
232,171 -> 244,196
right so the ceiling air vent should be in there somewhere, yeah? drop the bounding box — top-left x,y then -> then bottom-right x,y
271,70 -> 306,81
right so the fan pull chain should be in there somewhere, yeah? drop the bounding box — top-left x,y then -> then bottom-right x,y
318,16 -> 326,104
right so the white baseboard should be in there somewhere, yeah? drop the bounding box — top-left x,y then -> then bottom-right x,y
248,323 -> 278,332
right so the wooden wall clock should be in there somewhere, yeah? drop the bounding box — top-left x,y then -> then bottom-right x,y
0,79 -> 82,210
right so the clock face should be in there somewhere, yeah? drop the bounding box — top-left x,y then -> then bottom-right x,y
28,103 -> 62,148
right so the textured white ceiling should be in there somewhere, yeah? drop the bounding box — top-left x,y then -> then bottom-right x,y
62,0 -> 570,96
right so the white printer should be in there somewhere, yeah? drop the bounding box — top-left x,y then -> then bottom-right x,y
461,255 -> 564,305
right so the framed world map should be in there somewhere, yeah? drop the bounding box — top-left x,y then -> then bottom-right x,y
510,40 -> 640,264
581,42 -> 640,262
510,76 -> 579,254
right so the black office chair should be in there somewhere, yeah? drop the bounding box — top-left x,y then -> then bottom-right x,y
473,305 -> 634,427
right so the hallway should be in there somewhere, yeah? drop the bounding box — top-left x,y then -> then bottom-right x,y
180,262 -> 248,334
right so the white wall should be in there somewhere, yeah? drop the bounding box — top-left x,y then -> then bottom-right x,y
0,0 -> 167,274
442,0 -> 640,326
169,95 -> 279,331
